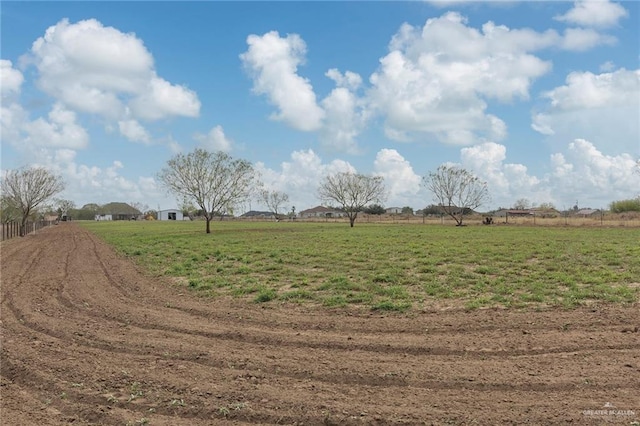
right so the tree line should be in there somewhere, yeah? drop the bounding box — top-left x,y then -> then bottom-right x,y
2,151 -> 638,235
158,149 -> 490,232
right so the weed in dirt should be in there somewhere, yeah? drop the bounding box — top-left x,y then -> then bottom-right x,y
170,398 -> 186,407
127,382 -> 144,402
125,419 -> 149,426
82,221 -> 640,310
254,287 -> 277,303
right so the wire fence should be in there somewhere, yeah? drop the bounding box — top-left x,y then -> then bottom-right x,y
1,220 -> 58,242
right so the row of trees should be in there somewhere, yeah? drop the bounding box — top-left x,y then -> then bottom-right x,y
7,150 -> 635,235
158,149 -> 490,232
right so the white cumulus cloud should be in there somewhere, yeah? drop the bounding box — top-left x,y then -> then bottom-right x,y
193,125 -> 233,152
22,103 -> 89,150
23,18 -> 200,122
118,119 -> 151,144
555,0 -> 628,28
549,139 -> 639,206
0,60 -> 24,98
368,12 -> 553,145
560,27 -> 616,51
320,84 -> 366,154
373,149 -> 422,205
455,140 -> 639,209
460,142 -> 545,207
241,31 -> 325,132
532,68 -> 640,153
254,149 -> 355,210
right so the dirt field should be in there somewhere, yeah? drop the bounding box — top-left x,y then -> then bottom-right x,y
1,224 -> 638,425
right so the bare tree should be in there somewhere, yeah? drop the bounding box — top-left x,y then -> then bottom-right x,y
55,199 -> 76,219
422,165 -> 489,226
179,197 -> 197,220
130,202 -> 148,216
318,172 -> 386,227
260,189 -> 289,219
513,198 -> 531,210
158,149 -> 258,233
1,167 -> 65,235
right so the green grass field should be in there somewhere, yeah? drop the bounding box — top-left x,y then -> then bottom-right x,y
80,220 -> 640,311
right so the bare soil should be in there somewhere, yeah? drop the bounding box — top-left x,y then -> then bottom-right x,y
1,224 -> 639,425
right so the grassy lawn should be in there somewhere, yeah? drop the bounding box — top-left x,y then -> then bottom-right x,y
80,220 -> 640,311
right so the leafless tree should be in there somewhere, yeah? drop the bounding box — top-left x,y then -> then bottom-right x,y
1,167 -> 65,235
129,202 -> 148,216
179,197 -> 197,220
538,202 -> 556,211
260,190 -> 289,219
55,199 -> 76,219
158,149 -> 258,233
318,172 -> 386,227
422,165 -> 489,226
513,198 -> 531,210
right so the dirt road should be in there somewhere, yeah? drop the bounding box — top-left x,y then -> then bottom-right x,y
1,224 -> 638,425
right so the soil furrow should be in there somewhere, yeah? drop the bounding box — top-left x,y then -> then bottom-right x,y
2,223 -> 638,425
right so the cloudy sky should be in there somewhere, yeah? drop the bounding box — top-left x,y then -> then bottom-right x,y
1,1 -> 638,213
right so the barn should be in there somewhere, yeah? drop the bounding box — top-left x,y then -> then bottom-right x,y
158,209 -> 184,221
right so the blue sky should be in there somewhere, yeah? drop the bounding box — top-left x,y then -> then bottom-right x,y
2,1 -> 639,213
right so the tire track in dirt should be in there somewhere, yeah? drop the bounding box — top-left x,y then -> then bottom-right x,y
2,224 -> 639,425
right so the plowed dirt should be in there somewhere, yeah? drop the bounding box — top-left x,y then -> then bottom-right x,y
1,224 -> 638,425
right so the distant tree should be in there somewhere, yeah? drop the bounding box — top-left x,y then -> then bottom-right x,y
422,165 -> 489,226
318,172 -> 386,227
401,206 -> 414,215
180,198 -> 197,220
55,199 -> 76,219
81,203 -> 101,211
0,195 -> 21,223
259,189 -> 289,219
538,202 -> 556,210
364,204 -> 385,215
610,197 -> 640,213
1,167 -> 65,235
421,204 -> 444,216
513,198 -> 531,210
158,149 -> 258,233
130,202 -> 148,215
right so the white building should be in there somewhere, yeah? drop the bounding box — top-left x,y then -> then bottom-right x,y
95,214 -> 113,221
158,209 -> 184,221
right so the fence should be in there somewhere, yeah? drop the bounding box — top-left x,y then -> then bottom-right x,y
1,220 -> 57,242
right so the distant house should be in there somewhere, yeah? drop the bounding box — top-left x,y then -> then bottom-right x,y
95,214 -> 113,221
507,209 -> 534,216
158,209 -> 184,221
386,207 -> 402,214
99,202 -> 142,221
299,206 -> 346,218
575,208 -> 601,217
531,207 -> 560,218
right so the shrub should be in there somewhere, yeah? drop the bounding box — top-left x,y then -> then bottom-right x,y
610,197 -> 640,213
